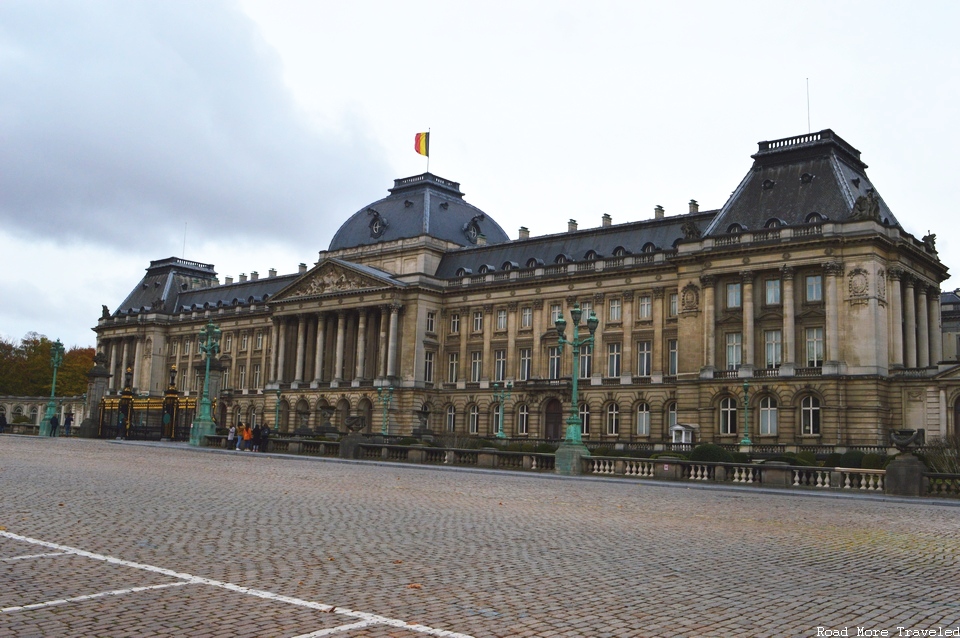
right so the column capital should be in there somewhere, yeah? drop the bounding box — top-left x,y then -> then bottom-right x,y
532,299 -> 544,310
887,266 -> 904,281
622,290 -> 635,303
566,295 -> 578,308
822,261 -> 844,277
653,287 -> 665,299
739,271 -> 754,284
699,274 -> 716,287
780,265 -> 795,278
593,292 -> 606,303
902,272 -> 917,287
482,303 -> 493,314
507,301 -> 519,311
389,303 -> 402,313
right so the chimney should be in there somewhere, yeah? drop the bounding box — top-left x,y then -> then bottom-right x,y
477,233 -> 487,246
239,273 -> 247,283
654,205 -> 664,219
518,226 -> 530,240
251,271 -> 259,281
689,199 -> 699,214
224,276 -> 233,285
568,219 -> 578,232
269,268 -> 277,278
299,263 -> 307,274
602,213 -> 612,227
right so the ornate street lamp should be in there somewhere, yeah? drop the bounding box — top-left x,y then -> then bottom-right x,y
189,320 -> 221,446
554,304 -> 599,474
274,388 -> 282,434
40,339 -> 65,437
740,378 -> 752,446
492,381 -> 512,439
376,385 -> 394,437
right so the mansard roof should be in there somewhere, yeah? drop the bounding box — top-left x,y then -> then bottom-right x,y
328,173 -> 510,251
434,210 -> 717,278
704,130 -> 901,236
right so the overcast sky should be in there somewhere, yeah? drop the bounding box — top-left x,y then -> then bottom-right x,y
2,0 -> 958,350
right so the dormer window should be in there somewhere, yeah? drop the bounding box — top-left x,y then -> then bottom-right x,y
526,258 -> 543,268
501,261 -> 518,270
805,212 -> 826,224
641,242 -> 657,253
583,250 -> 600,261
764,218 -> 783,228
554,253 -> 572,264
478,264 -> 492,274
455,267 -> 472,277
727,223 -> 745,234
612,246 -> 629,257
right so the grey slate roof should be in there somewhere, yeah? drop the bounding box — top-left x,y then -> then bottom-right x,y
328,173 -> 510,251
704,130 -> 900,236
434,211 -> 717,278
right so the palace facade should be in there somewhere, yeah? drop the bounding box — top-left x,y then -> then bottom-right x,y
92,130 -> 960,445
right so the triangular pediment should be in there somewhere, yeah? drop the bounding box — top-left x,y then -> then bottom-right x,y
934,364 -> 960,380
272,260 -> 398,302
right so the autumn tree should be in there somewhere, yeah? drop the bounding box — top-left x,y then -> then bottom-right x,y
0,333 -> 94,396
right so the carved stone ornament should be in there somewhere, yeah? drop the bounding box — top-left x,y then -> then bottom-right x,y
289,264 -> 376,298
877,269 -> 886,300
368,208 -> 388,238
850,189 -> 881,222
922,232 -> 937,253
462,214 -> 485,244
848,267 -> 869,300
681,220 -> 701,240
681,283 -> 700,312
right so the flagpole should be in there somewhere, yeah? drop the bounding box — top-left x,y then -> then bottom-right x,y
426,127 -> 431,174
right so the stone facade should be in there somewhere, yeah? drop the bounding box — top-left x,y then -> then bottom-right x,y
92,130 -> 958,444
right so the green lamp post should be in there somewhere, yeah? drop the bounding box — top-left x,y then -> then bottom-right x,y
40,339 -> 65,437
189,320 -> 221,446
740,378 -> 752,446
274,388 -> 282,434
376,385 -> 394,437
492,381 -> 512,439
554,304 -> 599,474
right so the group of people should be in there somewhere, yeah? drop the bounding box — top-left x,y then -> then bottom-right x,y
227,422 -> 270,452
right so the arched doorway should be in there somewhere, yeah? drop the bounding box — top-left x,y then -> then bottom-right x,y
545,399 -> 563,440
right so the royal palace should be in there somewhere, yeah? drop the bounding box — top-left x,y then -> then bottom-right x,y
90,130 -> 960,446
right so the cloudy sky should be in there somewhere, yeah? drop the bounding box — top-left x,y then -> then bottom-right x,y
2,0 -> 958,349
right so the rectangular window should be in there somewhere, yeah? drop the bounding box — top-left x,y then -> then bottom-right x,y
764,330 -> 782,368
253,364 -> 261,389
469,407 -> 479,434
609,298 -> 622,322
446,407 -> 456,433
637,340 -> 652,376
447,353 -> 459,383
517,405 -> 529,435
426,312 -> 436,333
450,313 -> 460,334
726,332 -> 742,370
518,348 -> 532,381
520,307 -> 532,328
765,279 -> 781,306
494,349 -> 506,382
224,334 -> 232,353
548,346 -> 562,379
193,370 -> 201,392
759,399 -> 778,436
184,339 -> 191,355
237,364 -> 246,389
550,303 -> 562,324
805,327 -> 824,366
579,347 -> 592,378
424,351 -> 435,384
171,341 -> 178,356
607,342 -> 622,377
240,333 -> 248,351
669,293 -> 678,317
606,405 -> 620,436
636,405 -> 650,436
726,282 -> 742,308
470,351 -> 483,382
667,339 -> 678,376
473,311 -> 483,333
580,301 -> 592,320
255,331 -> 263,350
806,275 -> 823,302
496,309 -> 507,331
638,295 -> 652,319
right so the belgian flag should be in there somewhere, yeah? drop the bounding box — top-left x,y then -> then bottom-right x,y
414,132 -> 429,157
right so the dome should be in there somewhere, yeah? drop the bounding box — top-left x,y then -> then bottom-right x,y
328,173 -> 510,251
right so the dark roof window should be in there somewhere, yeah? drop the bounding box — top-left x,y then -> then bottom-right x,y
501,260 -> 518,270
583,249 -> 602,260
805,212 -> 826,224
478,264 -> 494,274
554,253 -> 573,264
613,246 -> 629,257
764,218 -> 784,228
526,258 -> 544,268
641,242 -> 658,253
726,223 -> 745,234
455,267 -> 472,277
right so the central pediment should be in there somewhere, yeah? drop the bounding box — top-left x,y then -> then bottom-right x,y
272,259 -> 398,302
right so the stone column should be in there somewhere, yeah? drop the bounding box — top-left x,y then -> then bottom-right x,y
244,331 -> 253,391
377,307 -> 389,379
294,315 -> 307,383
387,303 -> 401,379
930,288 -> 943,366
459,306 -> 470,382
888,268 -> 904,367
108,340 -> 118,391
506,302 -> 518,379
132,338 -> 143,391
653,287 -> 665,375
741,272 -> 754,370
904,275 -> 917,368
917,285 -> 930,368
355,308 -> 367,381
824,262 -> 842,364
313,312 -> 326,383
481,304 -> 493,382
782,267 -> 795,367
269,319 -> 280,383
334,310 -> 346,382
531,301 -> 543,376
622,291 -> 634,374
277,319 -> 287,383
120,339 -> 130,385
700,276 -> 716,370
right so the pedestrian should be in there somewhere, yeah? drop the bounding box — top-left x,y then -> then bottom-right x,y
251,423 -> 262,452
227,423 -> 237,450
260,424 -> 270,453
50,414 -> 59,437
242,423 -> 253,451
64,413 -> 74,437
0,412 -> 7,434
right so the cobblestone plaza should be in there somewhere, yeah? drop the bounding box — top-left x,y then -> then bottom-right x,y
1,437 -> 958,637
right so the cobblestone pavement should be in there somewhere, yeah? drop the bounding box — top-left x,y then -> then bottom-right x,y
1,436 -> 958,638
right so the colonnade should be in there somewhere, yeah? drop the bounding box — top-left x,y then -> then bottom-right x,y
887,269 -> 942,369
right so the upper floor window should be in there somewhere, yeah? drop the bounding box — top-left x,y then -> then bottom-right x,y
472,311 -> 483,332
638,295 -> 652,319
470,352 -> 483,382
667,339 -> 678,376
806,275 -> 823,302
765,330 -> 782,369
494,350 -> 506,382
637,340 -> 652,377
726,282 -> 742,309
240,333 -> 248,351
426,312 -> 436,333
550,303 -> 562,324
496,309 -> 507,331
423,351 -> 435,384
520,307 -> 533,328
255,331 -> 263,350
726,333 -> 742,370
607,342 -> 621,377
765,279 -> 781,306
805,327 -> 824,367
669,293 -> 678,317
548,346 -> 562,380
727,223 -> 745,234
518,348 -> 532,381
608,298 -> 622,322
450,313 -> 460,334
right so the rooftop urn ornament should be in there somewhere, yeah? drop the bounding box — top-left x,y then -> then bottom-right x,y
189,320 -> 222,446
890,428 -> 925,453
39,339 -> 65,437
554,303 -> 599,475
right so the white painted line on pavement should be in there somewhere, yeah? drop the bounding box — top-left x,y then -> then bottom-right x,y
291,619 -> 381,637
1,581 -> 193,613
2,552 -> 71,561
0,531 -> 476,638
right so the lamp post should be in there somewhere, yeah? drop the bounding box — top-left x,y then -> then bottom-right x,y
40,339 -> 65,437
492,382 -> 512,439
274,388 -> 282,434
740,378 -> 752,446
189,320 -> 221,446
554,304 -> 598,474
376,385 -> 394,437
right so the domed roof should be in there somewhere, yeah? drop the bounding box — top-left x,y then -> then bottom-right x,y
328,173 -> 510,251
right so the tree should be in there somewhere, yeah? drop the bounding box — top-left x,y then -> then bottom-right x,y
0,333 -> 94,396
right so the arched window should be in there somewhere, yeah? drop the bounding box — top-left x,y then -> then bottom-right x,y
455,267 -> 472,277
555,253 -> 572,264
584,250 -> 600,261
468,404 -> 480,434
613,246 -> 628,257
641,242 -> 657,253
517,404 -> 529,435
445,405 -> 456,433
666,402 -> 677,429
726,223 -> 745,234
606,403 -> 620,435
492,403 -> 501,436
805,212 -> 825,224
478,264 -> 490,274
579,403 -> 590,436
526,258 -> 543,268
764,218 -> 783,228
636,402 -> 650,436
501,261 -> 518,271
759,396 -> 778,435
720,397 -> 738,435
30,406 -> 39,424
801,396 -> 821,435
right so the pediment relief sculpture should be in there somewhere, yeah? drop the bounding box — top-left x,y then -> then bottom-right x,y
287,265 -> 385,299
